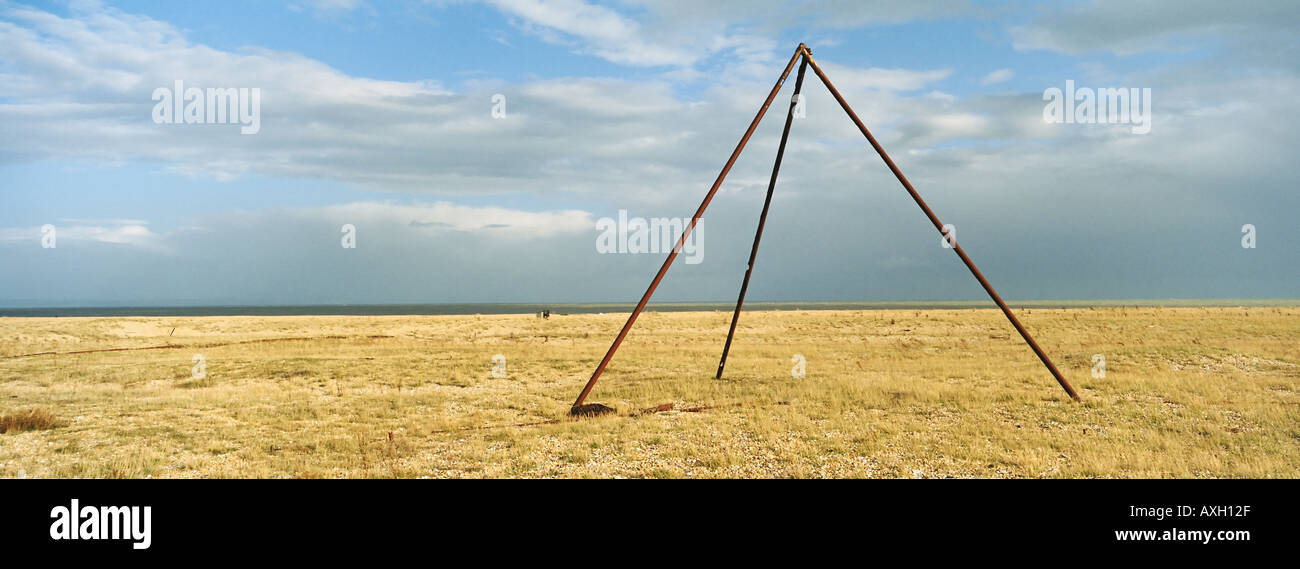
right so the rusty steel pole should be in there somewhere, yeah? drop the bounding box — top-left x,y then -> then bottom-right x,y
800,50 -> 1081,401
570,44 -> 808,412
716,54 -> 810,380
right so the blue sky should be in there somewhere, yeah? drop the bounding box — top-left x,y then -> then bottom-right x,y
1,1 -> 1297,306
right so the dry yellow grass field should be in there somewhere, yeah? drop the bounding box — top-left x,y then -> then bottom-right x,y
1,307 -> 1297,478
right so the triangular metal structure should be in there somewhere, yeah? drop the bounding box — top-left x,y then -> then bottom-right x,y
570,44 -> 1080,414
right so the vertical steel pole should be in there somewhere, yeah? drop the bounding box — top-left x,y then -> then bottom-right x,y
570,44 -> 808,411
801,52 -> 1082,401
715,53 -> 810,379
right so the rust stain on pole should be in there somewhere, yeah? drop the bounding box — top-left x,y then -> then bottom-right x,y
570,44 -> 808,412
716,53 -> 810,379
800,50 -> 1082,401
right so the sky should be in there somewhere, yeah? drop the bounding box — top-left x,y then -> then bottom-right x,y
1,0 -> 1297,306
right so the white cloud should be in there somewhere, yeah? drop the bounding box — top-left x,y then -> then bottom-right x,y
980,68 -> 1013,85
3,1 -> 1295,205
486,0 -> 697,66
818,62 -> 952,91
1009,0 -> 1300,56
479,0 -> 977,71
0,221 -> 163,250
57,217 -> 150,225
290,0 -> 366,17
0,2 -> 971,206
315,201 -> 594,237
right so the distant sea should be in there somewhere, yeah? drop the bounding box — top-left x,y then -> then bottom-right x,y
1,299 -> 1296,317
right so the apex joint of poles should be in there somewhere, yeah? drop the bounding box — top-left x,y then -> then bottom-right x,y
570,43 -> 1081,414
